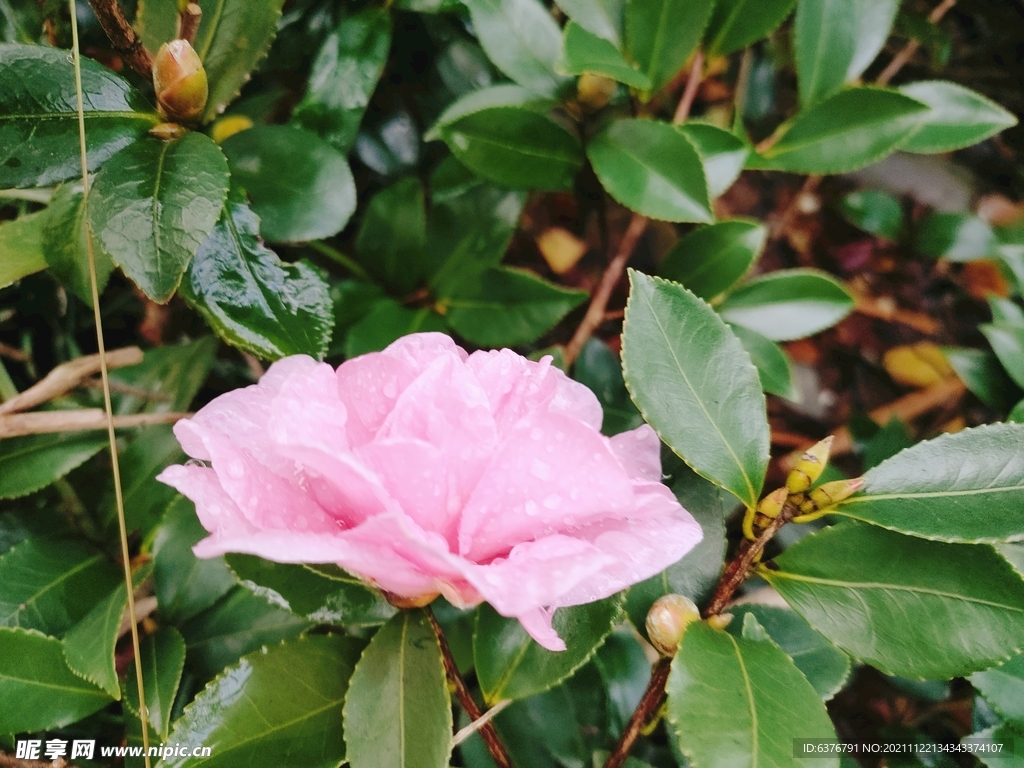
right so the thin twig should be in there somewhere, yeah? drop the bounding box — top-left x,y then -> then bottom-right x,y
82,378 -> 174,400
451,699 -> 512,747
0,409 -> 190,438
87,0 -> 154,77
876,0 -> 957,85
0,340 -> 29,362
176,2 -> 202,45
672,50 -> 704,126
425,608 -> 514,768
604,658 -> 671,768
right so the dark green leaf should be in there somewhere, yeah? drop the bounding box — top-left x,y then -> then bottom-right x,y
461,0 -> 570,96
125,627 -> 186,741
666,621 -> 839,768
292,9 -> 392,152
559,22 -> 650,89
765,522 -> 1024,678
0,44 -> 159,188
356,177 -> 427,295
718,268 -> 855,342
222,125 -> 356,243
429,86 -> 557,140
63,576 -> 135,698
557,0 -> 623,46
839,189 -> 904,240
41,183 -> 114,306
971,653 -> 1024,726
1011,400 -> 1024,424
345,300 -> 447,357
861,416 -> 914,470
622,271 -> 769,508
225,555 -> 395,627
0,211 -> 46,289
942,347 -> 1017,410
983,324 -> 1024,390
587,119 -> 712,223
967,723 -> 1024,768
624,0 -> 714,94
0,432 -> 106,499
658,219 -> 766,300
917,213 -> 996,262
446,266 -> 587,347
676,123 -> 749,198
180,195 -> 333,360
594,630 -> 651,736
88,133 -> 230,303
703,0 -> 797,57
0,627 -> 111,733
759,87 -> 929,174
728,322 -> 793,397
474,596 -> 622,704
137,0 -> 287,123
833,424 -> 1024,543
572,338 -> 643,436
899,81 -> 1018,154
152,495 -> 236,625
161,635 -> 360,768
727,605 -> 851,700
110,337 -> 217,415
344,610 -> 451,768
0,537 -> 120,636
99,425 -> 183,538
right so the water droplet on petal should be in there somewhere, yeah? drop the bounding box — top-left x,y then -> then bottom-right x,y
530,426 -> 544,441
525,500 -> 539,516
542,494 -> 561,510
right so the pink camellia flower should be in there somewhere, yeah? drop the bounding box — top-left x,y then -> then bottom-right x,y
158,333 -> 702,650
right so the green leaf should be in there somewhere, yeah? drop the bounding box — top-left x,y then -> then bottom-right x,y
63,577 -> 134,698
152,495 -> 236,625
180,195 -> 333,361
556,0 -> 623,46
428,86 -> 557,141
624,0 -> 714,94
676,123 -> 749,198
461,0 -> 570,96
666,622 -> 839,768
572,338 -> 643,436
446,266 -> 587,347
989,296 -> 1024,327
765,522 -> 1024,678
356,177 -> 427,295
0,627 -> 111,733
658,219 -> 766,300
292,9 -> 392,153
225,555 -> 395,627
1011,400 -> 1024,424
345,300 -> 447,357
899,81 -> 1018,154
41,183 -> 114,306
727,605 -> 851,700
622,271 -> 768,508
0,210 -> 46,288
0,44 -> 159,188
0,432 -> 107,499
474,596 -> 622,704
968,723 -> 1024,768
839,189 -> 904,240
832,424 -> 1024,543
917,212 -> 996,262
222,125 -> 356,243
587,119 -> 712,223
559,22 -> 650,89
794,0 -> 899,106
703,0 -> 797,57
971,653 -> 1024,726
160,635 -> 360,768
88,133 -> 229,303
942,347 -> 1016,410
983,324 -> 1024,390
99,425 -> 183,537
137,0 -> 286,123
110,337 -> 217,414
759,87 -> 930,174
0,537 -> 120,636
729,322 -> 793,397
718,268 -> 855,342
125,627 -> 186,741
343,610 -> 452,768
595,629 -> 651,736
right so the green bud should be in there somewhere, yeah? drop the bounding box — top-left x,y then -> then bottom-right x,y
646,594 -> 700,656
807,477 -> 864,510
786,436 -> 833,493
152,39 -> 208,123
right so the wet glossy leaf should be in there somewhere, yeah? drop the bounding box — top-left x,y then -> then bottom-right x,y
559,22 -> 650,89
88,133 -> 230,303
41,183 -> 113,306
658,219 -> 766,300
125,627 -> 186,741
556,0 -> 623,46
0,44 -> 159,188
899,81 -> 1018,154
180,195 -> 333,360
0,432 -> 107,499
718,268 -> 855,342
839,189 -> 904,240
625,0 -> 715,94
676,123 -> 749,198
222,125 -> 356,242
917,212 -> 996,262
344,610 -> 451,768
474,596 -> 622,704
160,635 -> 360,768
345,300 -> 447,357
588,119 -> 712,223
356,177 -> 427,294
292,9 -> 392,153
729,323 -> 793,397
703,0 -> 797,57
765,523 -> 1024,678
0,211 -> 46,288
0,627 -> 111,733
622,272 -> 769,508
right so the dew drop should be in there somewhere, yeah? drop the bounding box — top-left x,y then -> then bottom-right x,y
525,500 -> 539,517
383,380 -> 397,398
227,462 -> 245,478
530,459 -> 553,481
530,426 -> 544,441
542,494 -> 561,510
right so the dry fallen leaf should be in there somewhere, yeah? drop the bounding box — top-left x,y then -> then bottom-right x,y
537,227 -> 588,274
882,342 -> 954,388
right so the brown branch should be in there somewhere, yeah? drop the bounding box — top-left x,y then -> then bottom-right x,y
176,2 -> 202,45
0,347 -> 143,415
0,409 -> 190,438
0,341 -> 29,362
425,608 -> 513,768
672,50 -> 704,127
604,657 -> 671,768
876,0 -> 957,85
87,0 -> 154,78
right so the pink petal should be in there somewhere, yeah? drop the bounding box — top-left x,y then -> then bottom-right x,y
608,424 -> 663,482
268,361 -> 350,456
335,353 -> 418,446
466,349 -> 559,435
516,607 -> 565,652
382,332 -> 468,369
157,464 -> 257,538
549,370 -> 604,432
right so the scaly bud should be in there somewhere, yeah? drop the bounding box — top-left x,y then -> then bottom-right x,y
152,39 -> 208,123
646,594 -> 700,656
756,487 -> 789,520
786,436 -> 833,494
793,478 -> 865,522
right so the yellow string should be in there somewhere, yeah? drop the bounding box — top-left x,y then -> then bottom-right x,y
68,4 -> 152,764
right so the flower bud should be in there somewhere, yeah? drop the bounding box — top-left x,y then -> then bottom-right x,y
152,39 -> 208,123
807,477 -> 864,511
756,487 -> 789,520
786,436 -> 833,494
383,591 -> 439,609
646,594 -> 700,656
